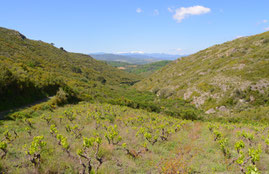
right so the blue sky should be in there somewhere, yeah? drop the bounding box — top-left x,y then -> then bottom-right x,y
0,0 -> 268,55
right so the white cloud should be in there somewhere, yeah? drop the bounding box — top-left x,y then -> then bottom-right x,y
136,8 -> 142,13
130,51 -> 144,54
175,48 -> 182,52
265,27 -> 269,31
168,7 -> 174,13
236,36 -> 243,39
172,5 -> 211,23
153,9 -> 159,16
257,19 -> 268,25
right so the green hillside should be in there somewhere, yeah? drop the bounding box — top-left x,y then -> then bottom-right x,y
0,27 -> 199,121
0,27 -> 139,111
126,60 -> 172,76
135,32 -> 269,120
105,61 -> 131,67
105,60 -> 172,77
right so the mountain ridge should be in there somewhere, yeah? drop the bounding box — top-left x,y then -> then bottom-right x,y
90,53 -> 185,64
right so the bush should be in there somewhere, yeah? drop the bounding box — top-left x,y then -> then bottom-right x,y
51,88 -> 69,106
181,109 -> 199,120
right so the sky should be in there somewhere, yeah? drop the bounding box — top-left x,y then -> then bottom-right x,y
0,0 -> 269,55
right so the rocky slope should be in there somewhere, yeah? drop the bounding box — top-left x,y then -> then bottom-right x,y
135,31 -> 269,115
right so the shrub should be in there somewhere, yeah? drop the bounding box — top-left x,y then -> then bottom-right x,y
53,88 -> 69,106
181,109 -> 199,120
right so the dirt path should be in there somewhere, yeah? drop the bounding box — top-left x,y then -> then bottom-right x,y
0,96 -> 53,120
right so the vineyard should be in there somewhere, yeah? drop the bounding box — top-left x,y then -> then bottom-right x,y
0,103 -> 268,173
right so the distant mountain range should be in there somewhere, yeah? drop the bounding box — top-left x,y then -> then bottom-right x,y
118,53 -> 186,60
90,53 -> 186,64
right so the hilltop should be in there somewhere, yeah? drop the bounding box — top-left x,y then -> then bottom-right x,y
135,31 -> 269,120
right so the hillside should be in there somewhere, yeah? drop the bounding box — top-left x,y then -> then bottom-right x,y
0,27 -> 139,111
125,60 -> 172,76
105,60 -> 172,77
0,27 -> 200,121
105,61 -> 131,68
135,32 -> 269,118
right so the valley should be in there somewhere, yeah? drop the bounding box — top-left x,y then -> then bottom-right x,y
105,60 -> 172,77
0,24 -> 269,174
